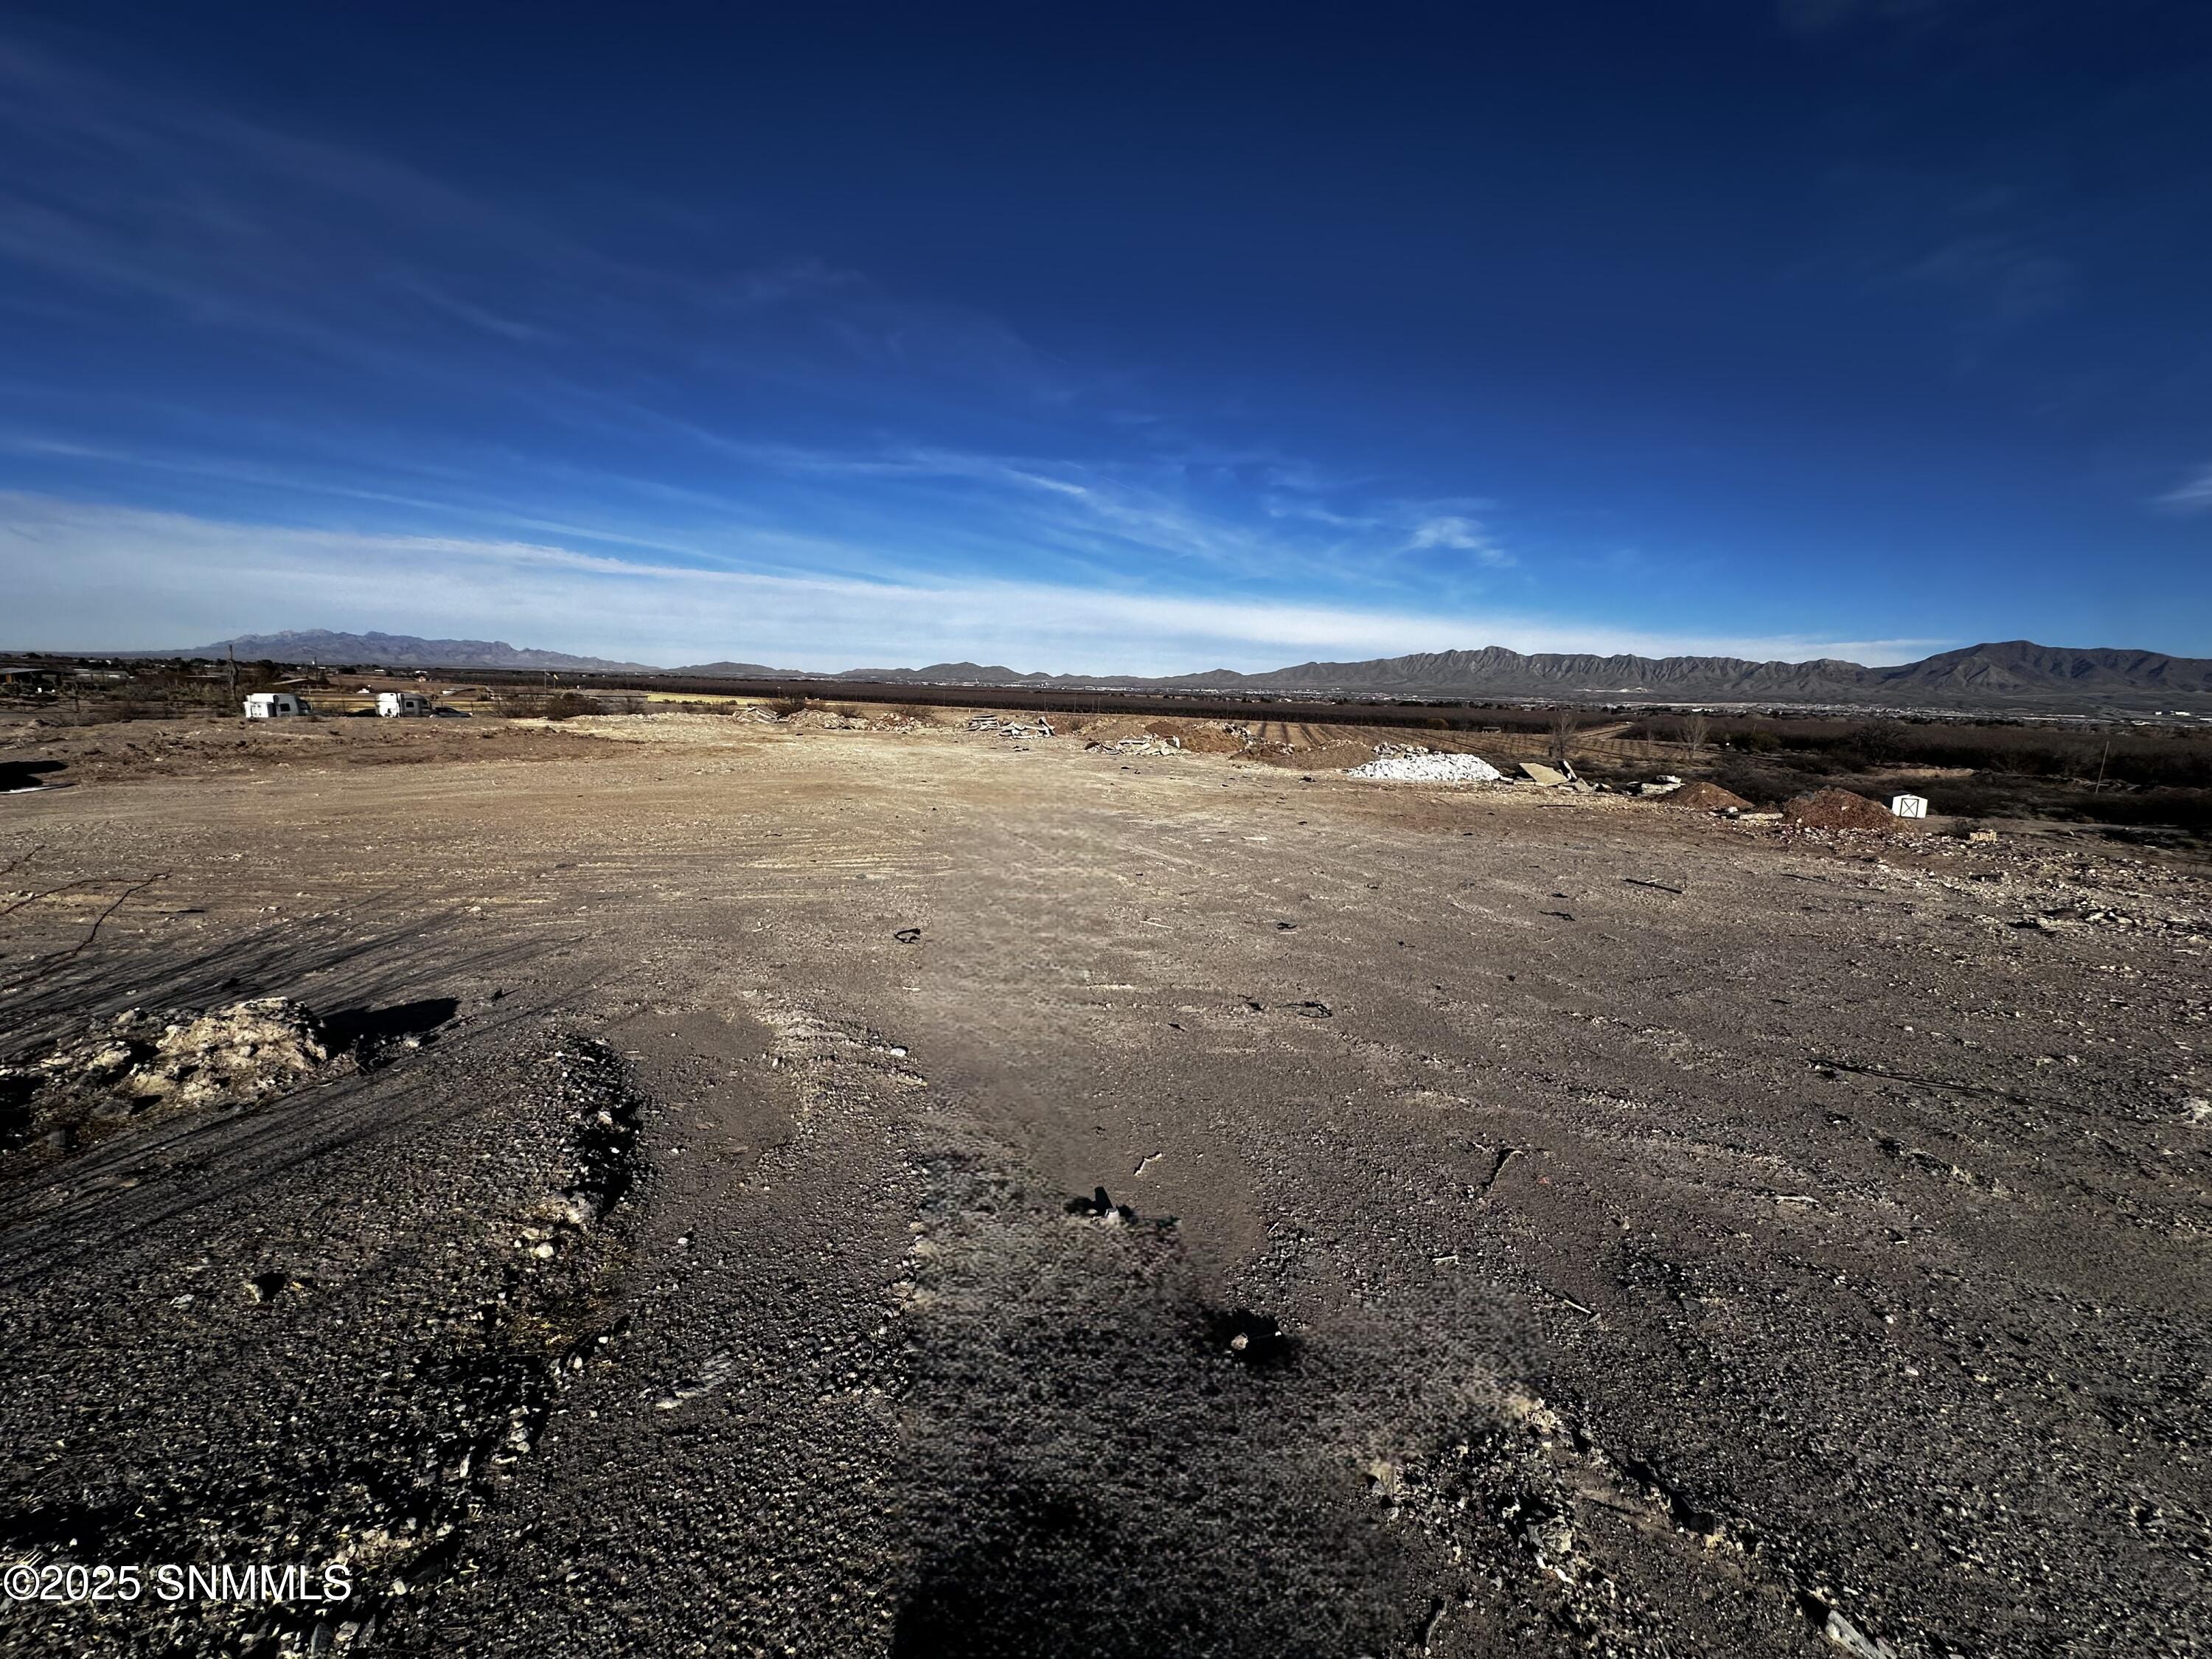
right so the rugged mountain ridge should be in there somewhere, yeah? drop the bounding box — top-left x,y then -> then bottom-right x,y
823,661 -> 1040,684
676,659 -> 804,678
1159,647 -> 1879,698
804,641 -> 2212,709
158,630 -> 661,673
131,632 -> 2212,711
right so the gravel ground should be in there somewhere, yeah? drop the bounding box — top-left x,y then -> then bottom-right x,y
0,714 -> 2206,1657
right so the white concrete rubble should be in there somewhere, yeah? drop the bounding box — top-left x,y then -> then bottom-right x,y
1346,748 -> 1504,782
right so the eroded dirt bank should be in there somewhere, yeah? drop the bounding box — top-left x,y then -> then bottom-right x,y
0,716 -> 2205,1657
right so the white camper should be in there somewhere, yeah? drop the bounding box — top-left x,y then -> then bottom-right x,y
1889,793 -> 1929,818
243,692 -> 314,720
378,691 -> 434,718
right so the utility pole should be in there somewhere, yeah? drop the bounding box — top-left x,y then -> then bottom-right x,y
226,643 -> 237,701
2091,735 -> 2111,796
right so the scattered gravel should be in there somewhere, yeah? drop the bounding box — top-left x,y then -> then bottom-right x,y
1,720 -> 2205,1657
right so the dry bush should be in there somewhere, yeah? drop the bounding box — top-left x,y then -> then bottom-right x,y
1548,708 -> 1579,763
765,695 -> 810,717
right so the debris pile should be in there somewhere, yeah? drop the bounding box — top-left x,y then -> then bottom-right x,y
966,714 -> 1054,737
1157,721 -> 1249,754
1346,745 -> 1503,782
1658,781 -> 1753,812
1782,787 -> 1898,832
2,998 -> 337,1153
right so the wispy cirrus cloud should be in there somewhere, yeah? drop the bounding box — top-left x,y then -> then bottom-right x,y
11,27 -> 2087,665
1406,514 -> 1512,566
0,32 -> 1084,414
0,29 -> 1579,656
2,493 -> 1941,672
1899,233 -> 2074,324
2155,465 -> 2212,512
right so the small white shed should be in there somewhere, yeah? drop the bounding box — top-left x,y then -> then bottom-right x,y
1889,793 -> 1929,818
378,691 -> 434,717
244,692 -> 313,719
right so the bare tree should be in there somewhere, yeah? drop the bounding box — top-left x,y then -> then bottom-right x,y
1548,707 -> 1578,765
1678,712 -> 1710,759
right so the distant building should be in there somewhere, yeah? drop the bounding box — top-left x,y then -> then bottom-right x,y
1889,793 -> 1929,818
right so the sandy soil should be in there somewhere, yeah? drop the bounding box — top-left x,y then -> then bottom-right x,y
0,712 -> 2207,1658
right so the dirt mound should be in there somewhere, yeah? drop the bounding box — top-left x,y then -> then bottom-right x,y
1071,714 -> 1152,742
1252,741 -> 1377,771
1163,722 -> 1248,756
2,998 -> 338,1155
1660,781 -> 1753,812
784,708 -> 870,731
1783,787 -> 1897,831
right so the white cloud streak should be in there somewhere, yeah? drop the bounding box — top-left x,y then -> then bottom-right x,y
1406,515 -> 1512,565
2155,465 -> 2212,512
1,493 -> 1943,673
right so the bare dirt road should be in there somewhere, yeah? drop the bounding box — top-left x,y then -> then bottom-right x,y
1,714 -> 2207,1658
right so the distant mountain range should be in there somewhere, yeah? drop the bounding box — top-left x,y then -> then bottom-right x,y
156,630 -> 662,674
131,631 -> 2212,712
1157,641 -> 2212,709
810,641 -> 2212,712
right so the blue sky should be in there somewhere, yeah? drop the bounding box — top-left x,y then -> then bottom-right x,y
2,1 -> 2209,671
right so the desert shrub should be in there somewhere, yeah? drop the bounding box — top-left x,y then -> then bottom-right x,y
1708,759 -> 1815,807
765,695 -> 810,717
2076,787 -> 2212,835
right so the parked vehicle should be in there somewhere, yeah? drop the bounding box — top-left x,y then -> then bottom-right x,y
378,691 -> 434,717
243,692 -> 315,719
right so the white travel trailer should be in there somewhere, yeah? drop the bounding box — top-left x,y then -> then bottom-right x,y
243,692 -> 314,720
1889,793 -> 1929,818
378,691 -> 434,717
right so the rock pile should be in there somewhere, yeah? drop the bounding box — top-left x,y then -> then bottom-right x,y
1782,787 -> 1898,831
1346,746 -> 1504,783
1,998 -> 336,1153
1086,735 -> 1181,756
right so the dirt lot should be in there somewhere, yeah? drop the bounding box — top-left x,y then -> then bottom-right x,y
1,712 -> 2207,1657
